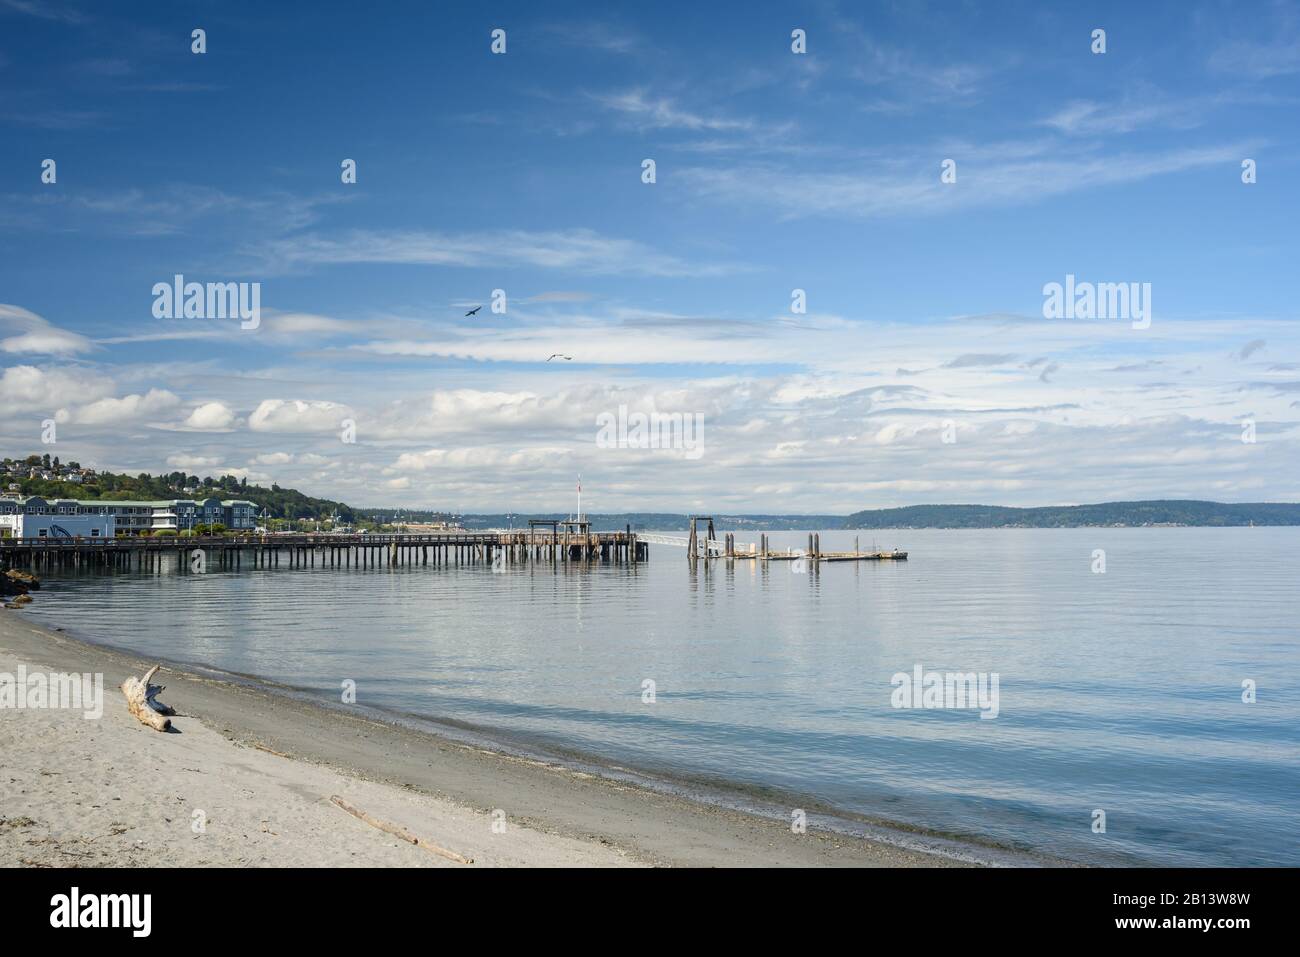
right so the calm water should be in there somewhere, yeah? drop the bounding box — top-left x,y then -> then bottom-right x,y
25,528 -> 1299,866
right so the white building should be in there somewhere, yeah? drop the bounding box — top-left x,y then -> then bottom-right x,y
0,511 -> 114,539
0,496 -> 258,538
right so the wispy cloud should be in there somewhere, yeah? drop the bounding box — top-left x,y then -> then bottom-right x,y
543,21 -> 647,55
825,6 -> 1009,111
0,0 -> 88,23
944,354 -> 1019,369
1210,38 -> 1300,78
591,88 -> 758,134
246,228 -> 746,278
681,142 -> 1249,220
1043,95 -> 1210,137
0,108 -> 105,129
4,186 -> 348,237
77,57 -> 132,76
584,87 -> 798,152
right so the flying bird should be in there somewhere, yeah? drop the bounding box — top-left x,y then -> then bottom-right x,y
547,354 -> 572,362
464,305 -> 482,317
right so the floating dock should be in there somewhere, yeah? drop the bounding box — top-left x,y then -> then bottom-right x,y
641,518 -> 907,564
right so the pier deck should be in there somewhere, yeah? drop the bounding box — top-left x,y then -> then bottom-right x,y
1,526 -> 907,573
0,530 -> 646,571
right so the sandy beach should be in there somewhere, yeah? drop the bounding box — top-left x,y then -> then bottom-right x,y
0,611 -> 969,868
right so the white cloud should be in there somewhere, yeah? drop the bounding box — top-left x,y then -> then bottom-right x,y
0,364 -> 113,411
70,388 -> 181,425
183,401 -> 238,431
387,446 -> 573,473
165,454 -> 223,469
873,423 -> 911,445
251,452 -> 293,465
248,399 -> 351,433
0,304 -> 94,356
257,311 -> 371,338
4,304 -> 1297,511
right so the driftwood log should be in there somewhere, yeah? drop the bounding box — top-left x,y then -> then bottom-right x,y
121,664 -> 176,731
330,795 -> 473,864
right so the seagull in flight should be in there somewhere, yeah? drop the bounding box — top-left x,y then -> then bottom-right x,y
464,305 -> 482,317
547,354 -> 572,362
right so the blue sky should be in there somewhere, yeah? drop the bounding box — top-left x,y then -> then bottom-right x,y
2,0 -> 1298,511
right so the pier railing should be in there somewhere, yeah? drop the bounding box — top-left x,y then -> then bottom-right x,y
0,530 -> 648,570
1,529 -> 904,569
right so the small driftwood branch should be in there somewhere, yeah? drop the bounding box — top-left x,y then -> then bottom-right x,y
121,664 -> 175,732
330,795 -> 473,865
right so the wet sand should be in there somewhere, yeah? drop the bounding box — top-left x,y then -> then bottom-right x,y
0,612 -> 973,867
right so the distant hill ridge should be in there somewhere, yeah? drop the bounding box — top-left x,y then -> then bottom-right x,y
7,455 -> 1293,528
363,501 -> 1300,530
841,501 -> 1300,529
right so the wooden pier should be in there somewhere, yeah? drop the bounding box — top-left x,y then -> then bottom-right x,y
1,523 -> 907,574
0,529 -> 647,572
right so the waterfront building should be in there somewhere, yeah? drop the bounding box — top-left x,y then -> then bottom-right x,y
0,495 -> 258,538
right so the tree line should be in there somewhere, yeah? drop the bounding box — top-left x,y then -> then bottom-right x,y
4,457 -> 354,523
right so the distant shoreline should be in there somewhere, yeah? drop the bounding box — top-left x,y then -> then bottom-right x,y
364,501 -> 1300,532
